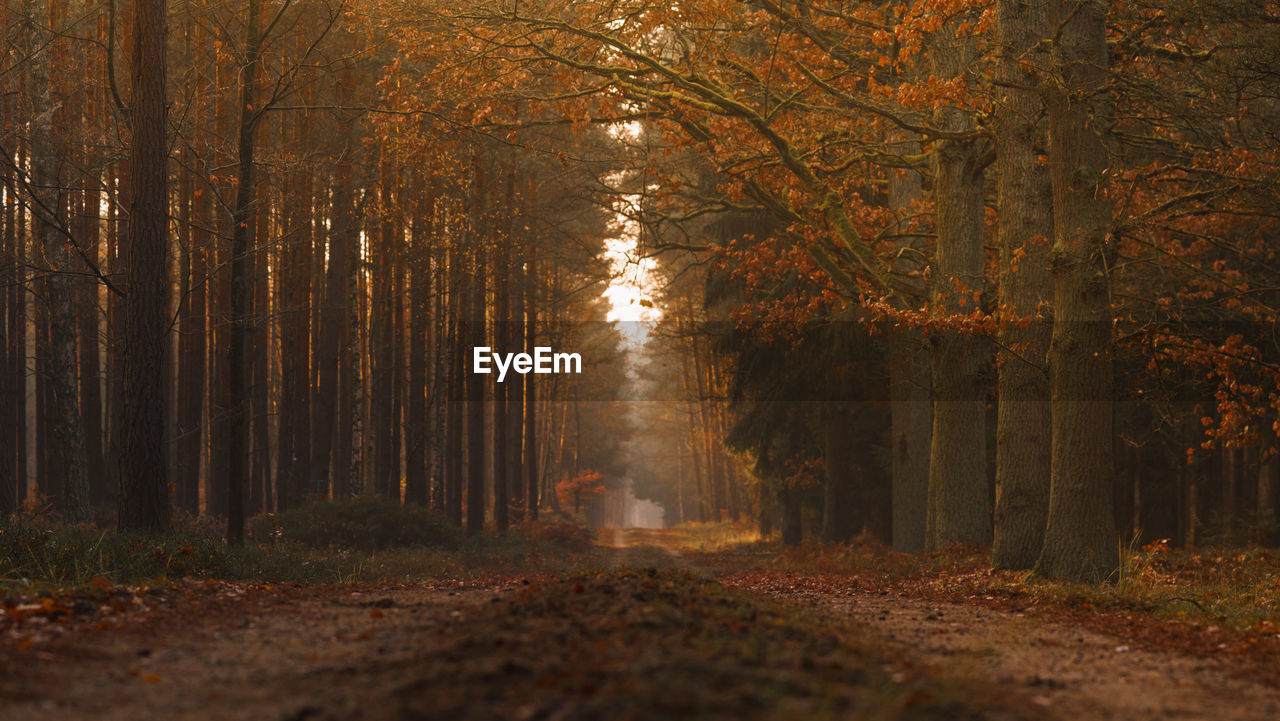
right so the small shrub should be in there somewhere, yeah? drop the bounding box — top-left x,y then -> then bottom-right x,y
250,496 -> 459,551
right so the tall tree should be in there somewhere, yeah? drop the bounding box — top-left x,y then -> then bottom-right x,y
925,25 -> 992,550
1036,0 -> 1119,582
118,0 -> 171,532
23,0 -> 90,522
990,0 -> 1054,569
226,0 -> 264,543
466,161 -> 488,534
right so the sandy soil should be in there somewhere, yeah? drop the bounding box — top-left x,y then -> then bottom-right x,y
0,584 -> 501,721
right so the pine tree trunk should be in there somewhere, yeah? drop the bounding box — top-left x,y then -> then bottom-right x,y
445,238 -> 465,525
371,151 -> 396,499
491,173 -> 514,532
174,148 -> 204,515
77,186 -> 106,509
406,170 -> 433,506
277,150 -> 312,510
27,3 -> 90,523
117,0 -> 169,531
506,209 -> 526,519
225,0 -> 262,543
312,162 -> 355,496
524,227 -> 539,520
250,212 -> 271,514
466,235 -> 487,534
0,158 -> 16,516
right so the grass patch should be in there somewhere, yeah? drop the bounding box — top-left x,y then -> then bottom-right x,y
651,520 -> 768,553
1,503 -> 604,598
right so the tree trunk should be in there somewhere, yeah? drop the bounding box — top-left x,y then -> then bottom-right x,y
27,2 -> 90,524
492,173 -> 514,532
822,402 -> 862,543
926,29 -> 992,549
445,236 -> 465,525
780,486 -> 802,547
250,209 -> 271,514
277,147 -> 312,511
77,186 -> 106,509
0,157 -> 16,516
312,161 -> 355,495
371,150 -> 396,499
991,0 -> 1054,569
1036,0 -> 1119,582
174,143 -> 205,515
466,237 -> 487,534
405,169 -> 434,506
117,0 -> 169,532
886,132 -> 931,553
507,204 -> 526,519
524,225 -> 539,520
225,0 -> 263,543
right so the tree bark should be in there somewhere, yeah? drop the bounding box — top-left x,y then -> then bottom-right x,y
822,402 -> 862,543
445,235 -> 464,525
524,220 -> 539,520
117,0 -> 169,531
312,159 -> 355,495
225,0 -> 263,543
780,485 -> 802,547
406,169 -> 434,506
371,150 -> 397,499
991,0 -> 1054,569
466,219 -> 487,534
0,151 -> 16,516
887,136 -> 931,553
1036,0 -> 1119,582
27,2 -> 90,523
926,29 -> 992,549
506,200 -> 526,519
491,172 -> 515,532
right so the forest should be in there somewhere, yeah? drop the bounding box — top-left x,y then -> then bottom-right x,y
2,1 -> 1280,719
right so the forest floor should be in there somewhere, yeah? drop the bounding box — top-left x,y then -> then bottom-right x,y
2,528 -> 1279,721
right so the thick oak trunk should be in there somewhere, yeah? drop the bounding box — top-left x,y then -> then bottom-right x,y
991,0 -> 1054,569
1036,0 -> 1119,582
926,30 -> 992,548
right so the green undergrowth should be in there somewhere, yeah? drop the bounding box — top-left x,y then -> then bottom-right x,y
0,498 -> 603,598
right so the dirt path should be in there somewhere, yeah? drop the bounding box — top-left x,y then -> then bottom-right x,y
603,528 -> 1280,721
0,568 -> 1033,721
4,531 -> 1278,721
726,578 -> 1280,721
0,583 -> 503,721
